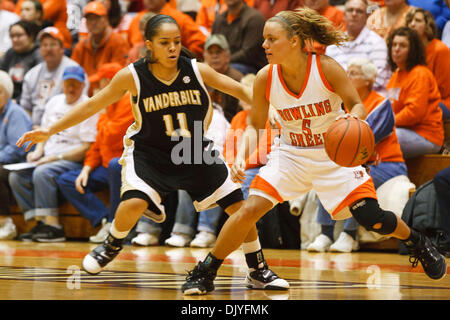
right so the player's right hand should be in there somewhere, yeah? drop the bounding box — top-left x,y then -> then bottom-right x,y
230,157 -> 246,184
16,128 -> 51,152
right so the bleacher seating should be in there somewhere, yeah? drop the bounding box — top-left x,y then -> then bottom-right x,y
9,192 -> 107,239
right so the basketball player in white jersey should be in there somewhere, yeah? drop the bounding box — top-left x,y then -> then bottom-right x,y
182,7 -> 447,294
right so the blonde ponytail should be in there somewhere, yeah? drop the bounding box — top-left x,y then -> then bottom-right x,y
270,7 -> 349,48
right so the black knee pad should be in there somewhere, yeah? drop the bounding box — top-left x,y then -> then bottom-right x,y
349,198 -> 397,235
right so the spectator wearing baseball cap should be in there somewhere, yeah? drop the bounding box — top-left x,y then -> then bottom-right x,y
20,26 -> 86,128
62,65 -> 86,83
203,34 -> 243,122
71,1 -> 130,97
58,62 -> 134,243
9,65 -> 99,242
38,26 -> 65,44
15,0 -> 72,51
78,0 -> 134,44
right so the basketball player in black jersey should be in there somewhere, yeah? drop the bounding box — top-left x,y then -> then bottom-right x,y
16,14 -> 289,294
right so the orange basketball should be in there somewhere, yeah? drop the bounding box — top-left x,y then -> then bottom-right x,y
324,117 -> 375,167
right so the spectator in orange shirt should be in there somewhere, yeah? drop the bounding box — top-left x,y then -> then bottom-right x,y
254,0 -> 304,20
196,0 -> 254,35
308,57 -> 407,253
1,0 -> 16,12
406,8 -> 450,120
386,27 -> 444,158
58,62 -> 134,244
304,0 -> 345,54
127,0 -> 206,58
78,0 -> 134,43
15,0 -> 72,52
366,0 -> 412,41
71,1 -> 130,96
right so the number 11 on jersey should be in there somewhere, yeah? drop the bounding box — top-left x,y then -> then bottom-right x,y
163,113 -> 192,137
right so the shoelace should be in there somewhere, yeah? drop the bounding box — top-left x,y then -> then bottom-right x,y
409,242 -> 437,268
185,264 -> 215,281
409,253 -> 421,268
185,266 -> 201,281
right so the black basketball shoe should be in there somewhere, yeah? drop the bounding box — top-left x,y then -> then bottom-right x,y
405,231 -> 447,280
182,262 -> 217,295
245,263 -> 290,290
82,234 -> 123,275
18,221 -> 44,242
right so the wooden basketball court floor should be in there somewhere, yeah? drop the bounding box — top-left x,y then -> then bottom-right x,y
0,240 -> 448,300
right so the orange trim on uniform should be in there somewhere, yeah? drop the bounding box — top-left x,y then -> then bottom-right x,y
250,175 -> 284,203
331,178 -> 377,217
316,54 -> 335,92
266,64 -> 273,102
277,53 -> 312,99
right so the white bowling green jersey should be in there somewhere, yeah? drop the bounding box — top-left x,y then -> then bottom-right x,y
250,53 -> 375,220
267,53 -> 345,147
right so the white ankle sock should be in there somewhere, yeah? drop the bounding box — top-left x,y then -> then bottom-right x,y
109,220 -> 129,239
242,237 -> 261,254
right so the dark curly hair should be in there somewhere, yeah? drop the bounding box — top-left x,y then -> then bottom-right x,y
387,27 -> 426,71
9,20 -> 40,41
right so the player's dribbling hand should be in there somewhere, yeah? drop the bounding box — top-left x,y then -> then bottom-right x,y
231,157 -> 246,184
335,113 -> 369,126
16,128 -> 51,152
335,113 -> 358,120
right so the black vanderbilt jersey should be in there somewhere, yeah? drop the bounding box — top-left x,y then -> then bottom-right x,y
125,56 -> 212,159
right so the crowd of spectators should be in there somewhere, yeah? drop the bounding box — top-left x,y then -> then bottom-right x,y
0,0 -> 448,257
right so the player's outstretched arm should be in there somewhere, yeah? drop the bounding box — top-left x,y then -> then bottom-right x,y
17,68 -> 135,151
197,62 -> 253,106
320,55 -> 367,120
